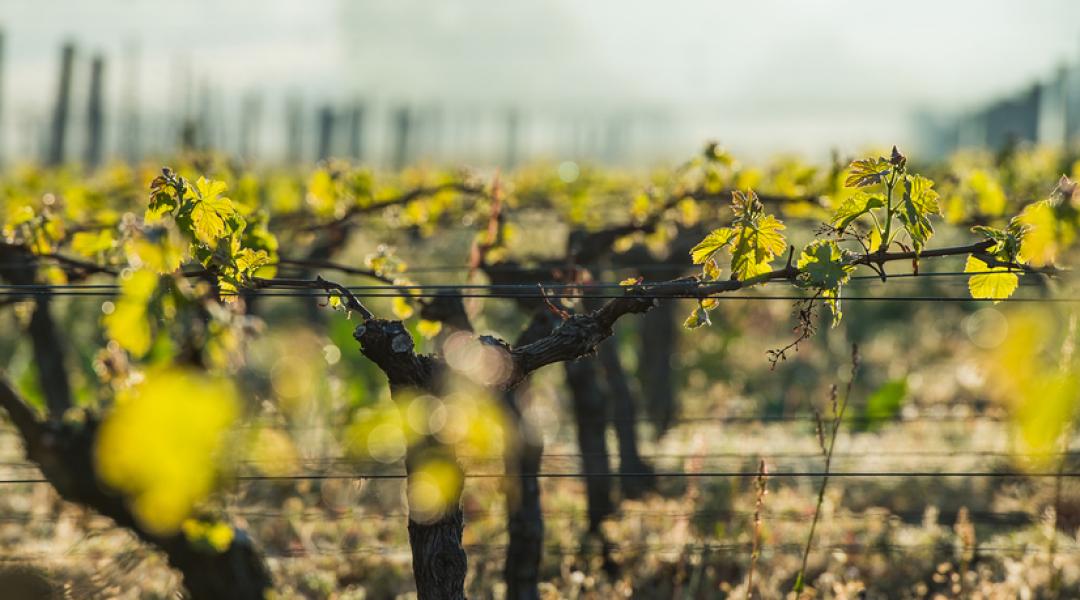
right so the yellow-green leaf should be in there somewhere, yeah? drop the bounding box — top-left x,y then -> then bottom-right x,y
831,192 -> 884,231
683,304 -> 711,329
898,174 -> 940,252
1016,200 -> 1064,267
182,519 -> 236,553
189,195 -> 239,246
965,255 -> 1018,303
96,368 -> 238,535
70,230 -> 115,258
393,296 -> 415,320
729,213 -> 786,281
690,228 -> 735,264
845,156 -> 891,188
702,258 -> 721,280
234,248 -> 271,276
418,319 -> 443,338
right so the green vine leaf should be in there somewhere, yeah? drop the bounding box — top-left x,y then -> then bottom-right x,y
145,171 -> 279,302
965,255 -> 1018,303
831,192 -> 884,231
798,241 -> 853,290
728,191 -> 787,280
845,156 -> 892,188
104,269 -> 160,357
690,228 -> 735,265
70,229 -> 116,258
797,240 -> 854,326
182,178 -> 245,247
702,258 -> 721,280
147,176 -> 181,222
897,174 -> 940,252
1015,199 -> 1070,267
971,225 -> 1022,264
689,190 -> 785,281
683,302 -> 712,329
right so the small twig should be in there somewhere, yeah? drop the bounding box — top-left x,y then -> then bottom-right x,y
252,276 -> 373,320
766,294 -> 820,369
537,284 -> 571,321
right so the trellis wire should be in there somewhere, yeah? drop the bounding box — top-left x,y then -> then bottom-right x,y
0,470 -> 1077,486
0,289 -> 1070,303
0,268 -> 1049,291
0,541 -> 1075,562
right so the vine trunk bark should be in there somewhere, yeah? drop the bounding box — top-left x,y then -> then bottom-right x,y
501,386 -> 545,600
405,446 -> 468,600
354,319 -> 468,600
564,358 -> 614,531
596,339 -> 656,498
0,244 -> 273,599
639,297 -> 677,435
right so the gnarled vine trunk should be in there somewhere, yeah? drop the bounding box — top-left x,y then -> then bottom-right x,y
406,444 -> 468,600
0,244 -> 273,600
353,277 -> 660,598
353,319 -> 468,600
0,383 -> 273,600
407,506 -> 468,600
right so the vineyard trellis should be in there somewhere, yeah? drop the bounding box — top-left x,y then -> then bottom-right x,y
0,142 -> 1076,598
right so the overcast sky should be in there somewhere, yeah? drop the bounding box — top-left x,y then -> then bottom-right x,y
0,0 -> 1078,159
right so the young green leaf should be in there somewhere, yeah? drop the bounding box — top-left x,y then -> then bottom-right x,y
831,192 -> 884,231
702,258 -> 721,280
897,174 -> 940,252
1015,200 -> 1065,267
70,229 -> 115,258
844,156 -> 891,188
726,191 -> 786,280
797,240 -> 854,326
889,146 -> 907,170
683,303 -> 711,329
185,179 -> 244,246
234,248 -> 272,277
417,319 -> 443,338
690,227 -> 735,264
690,191 -> 786,281
103,269 -> 160,357
392,296 -> 415,320
729,213 -> 786,280
971,225 -> 1022,264
798,240 -> 853,291
965,255 -> 1018,303
146,174 -> 181,222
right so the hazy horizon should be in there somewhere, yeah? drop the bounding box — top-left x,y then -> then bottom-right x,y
0,0 -> 1078,162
